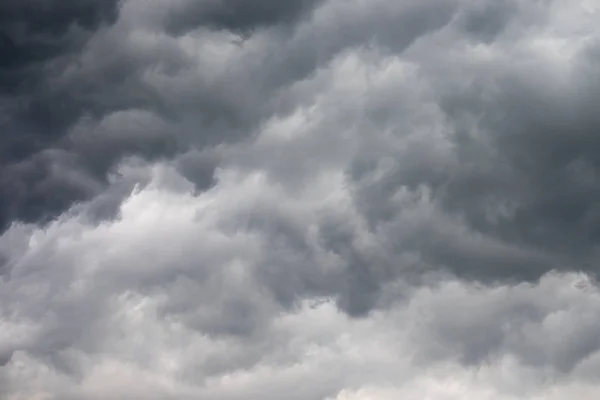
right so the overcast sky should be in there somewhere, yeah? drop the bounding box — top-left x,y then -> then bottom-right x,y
1,0 -> 600,399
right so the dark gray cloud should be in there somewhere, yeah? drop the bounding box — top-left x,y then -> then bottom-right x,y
0,0 -> 120,70
459,0 -> 518,42
342,0 -> 600,287
164,0 -> 324,35
0,0 -> 459,232
0,0 -> 123,229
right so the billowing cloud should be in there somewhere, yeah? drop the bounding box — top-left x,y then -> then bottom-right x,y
2,0 -> 600,398
2,164 -> 600,399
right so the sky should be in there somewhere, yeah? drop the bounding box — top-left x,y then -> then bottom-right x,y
1,0 -> 600,399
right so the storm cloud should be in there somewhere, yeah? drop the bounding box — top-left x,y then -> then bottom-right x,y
2,0 -> 600,398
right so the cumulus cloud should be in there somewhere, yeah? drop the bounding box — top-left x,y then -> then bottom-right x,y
2,0 -> 600,398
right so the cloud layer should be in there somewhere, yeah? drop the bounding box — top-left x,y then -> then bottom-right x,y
2,0 -> 600,398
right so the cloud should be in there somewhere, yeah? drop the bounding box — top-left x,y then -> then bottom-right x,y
2,0 -> 600,398
0,0 -> 120,69
163,0 -> 324,35
0,0 -> 460,230
0,0 -> 123,229
1,164 -> 600,398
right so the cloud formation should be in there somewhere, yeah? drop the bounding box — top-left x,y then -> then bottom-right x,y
2,0 -> 600,398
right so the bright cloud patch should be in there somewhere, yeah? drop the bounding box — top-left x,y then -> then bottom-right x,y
1,164 -> 600,399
